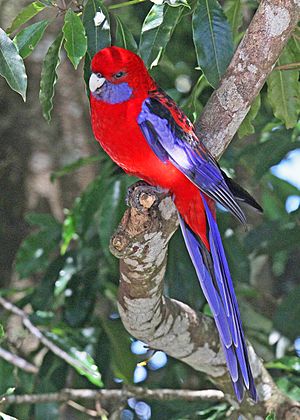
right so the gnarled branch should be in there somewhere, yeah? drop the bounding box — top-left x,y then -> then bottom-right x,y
111,0 -> 300,418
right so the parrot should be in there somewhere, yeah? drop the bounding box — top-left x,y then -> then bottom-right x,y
89,46 -> 261,402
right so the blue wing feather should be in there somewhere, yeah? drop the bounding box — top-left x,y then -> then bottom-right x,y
137,92 -> 246,224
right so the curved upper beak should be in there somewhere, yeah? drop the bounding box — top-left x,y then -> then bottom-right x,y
89,73 -> 106,93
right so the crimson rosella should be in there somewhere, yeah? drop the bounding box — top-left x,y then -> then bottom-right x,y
89,46 -> 261,402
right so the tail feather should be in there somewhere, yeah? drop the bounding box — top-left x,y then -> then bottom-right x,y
179,194 -> 257,402
221,170 -> 263,213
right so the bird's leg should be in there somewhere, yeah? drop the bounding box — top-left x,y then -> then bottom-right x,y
126,181 -> 169,212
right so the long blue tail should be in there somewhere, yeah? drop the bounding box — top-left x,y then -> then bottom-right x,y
179,193 -> 257,402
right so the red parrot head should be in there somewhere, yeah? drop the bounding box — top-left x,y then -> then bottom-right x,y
89,46 -> 155,104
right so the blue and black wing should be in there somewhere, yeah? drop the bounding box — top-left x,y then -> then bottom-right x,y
138,89 -> 248,224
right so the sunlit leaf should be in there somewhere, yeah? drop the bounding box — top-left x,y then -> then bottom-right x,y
6,1 -> 46,34
115,16 -> 138,52
39,32 -> 63,121
83,0 -> 111,58
139,4 -> 184,68
82,0 -> 111,89
14,20 -> 49,59
266,356 -> 300,373
0,28 -> 27,100
62,9 -> 87,69
267,44 -> 300,128
45,331 -> 103,386
192,0 -> 233,88
0,413 -> 18,420
238,94 -> 261,138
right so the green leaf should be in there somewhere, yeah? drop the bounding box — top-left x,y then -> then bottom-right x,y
98,175 -> 135,266
139,4 -> 184,68
0,28 -> 27,100
267,44 -> 300,128
276,376 -> 300,402
62,9 -> 87,69
6,1 -> 46,34
14,20 -> 49,59
50,155 -> 102,182
115,16 -> 138,52
0,324 -> 4,339
240,128 -> 299,179
266,356 -> 300,373
192,0 -> 234,88
82,0 -> 111,59
101,318 -> 136,383
273,286 -> 300,340
238,93 -> 261,138
82,0 -> 111,90
15,222 -> 61,278
25,212 -> 60,229
224,0 -> 242,40
39,32 -> 63,122
265,414 -> 276,420
45,331 -> 103,386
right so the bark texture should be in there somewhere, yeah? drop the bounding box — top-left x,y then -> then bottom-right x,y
111,0 -> 300,418
197,0 -> 300,159
111,189 -> 300,418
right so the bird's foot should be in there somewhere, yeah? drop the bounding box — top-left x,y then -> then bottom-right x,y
126,181 -> 169,212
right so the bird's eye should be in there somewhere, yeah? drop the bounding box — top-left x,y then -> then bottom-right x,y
114,71 -> 125,79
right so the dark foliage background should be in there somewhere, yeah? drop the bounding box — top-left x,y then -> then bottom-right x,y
0,0 -> 299,418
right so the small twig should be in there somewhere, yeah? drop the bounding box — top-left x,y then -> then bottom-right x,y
0,347 -> 38,374
67,400 -> 103,418
274,62 -> 300,71
3,387 -> 225,405
0,297 -> 96,379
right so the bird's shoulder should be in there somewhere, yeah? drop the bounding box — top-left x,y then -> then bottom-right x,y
145,86 -> 210,156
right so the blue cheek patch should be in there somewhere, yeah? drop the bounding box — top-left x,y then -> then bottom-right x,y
93,82 -> 133,104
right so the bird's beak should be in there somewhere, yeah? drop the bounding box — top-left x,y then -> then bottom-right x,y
89,73 -> 106,92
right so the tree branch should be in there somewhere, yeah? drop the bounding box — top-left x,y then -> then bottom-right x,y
3,387 -> 225,405
197,0 -> 300,159
111,189 -> 300,418
110,3 -> 300,418
0,347 -> 38,374
0,296 -> 97,379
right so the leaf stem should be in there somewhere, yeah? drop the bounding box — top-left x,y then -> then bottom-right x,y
275,62 -> 300,71
108,0 -> 147,10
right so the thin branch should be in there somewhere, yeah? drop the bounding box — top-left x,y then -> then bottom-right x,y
66,400 -> 104,418
275,62 -> 300,71
0,347 -> 38,374
3,387 -> 225,405
0,296 -> 95,378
